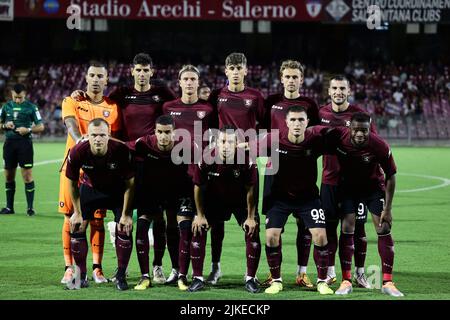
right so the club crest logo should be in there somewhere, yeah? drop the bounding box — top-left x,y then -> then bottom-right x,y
362,155 -> 372,163
103,110 -> 110,118
233,169 -> 241,178
306,0 -> 322,18
153,95 -> 160,102
244,99 -> 253,107
107,162 -> 117,170
197,111 -> 206,119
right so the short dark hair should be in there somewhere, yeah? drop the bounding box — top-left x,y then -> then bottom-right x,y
225,52 -> 247,66
286,105 -> 307,117
89,118 -> 109,128
156,115 -> 175,127
351,112 -> 371,123
13,84 -> 26,94
329,75 -> 350,87
133,53 -> 153,67
89,61 -> 106,69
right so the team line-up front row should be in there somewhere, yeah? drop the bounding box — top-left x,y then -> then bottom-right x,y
65,108 -> 402,297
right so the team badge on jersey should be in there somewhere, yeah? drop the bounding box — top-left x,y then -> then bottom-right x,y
197,111 -> 206,119
153,95 -> 161,102
244,99 -> 253,107
103,110 -> 110,118
107,162 -> 117,170
233,169 -> 241,178
362,155 -> 373,163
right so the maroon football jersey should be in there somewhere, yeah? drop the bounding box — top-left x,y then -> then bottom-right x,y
128,134 -> 192,198
208,86 -> 265,132
264,93 -> 320,133
330,127 -> 397,194
109,85 -> 176,141
258,126 -> 328,201
192,155 -> 257,208
66,140 -> 134,193
162,98 -> 214,142
319,103 -> 377,185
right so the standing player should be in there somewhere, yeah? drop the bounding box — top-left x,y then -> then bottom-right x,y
264,60 -> 320,288
0,84 -> 44,216
187,126 -> 261,293
59,62 -> 121,285
259,106 -> 333,295
328,112 -> 403,297
206,52 -> 265,284
319,76 -> 376,288
127,115 -> 194,291
67,118 -> 134,290
72,53 -> 177,284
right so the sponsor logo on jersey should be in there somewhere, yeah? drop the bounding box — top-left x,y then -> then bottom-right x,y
103,110 -> 110,118
306,0 -> 322,18
272,105 -> 283,110
77,106 -> 89,112
218,98 -> 228,102
146,153 -> 159,160
197,111 -> 206,119
208,172 -> 220,177
321,118 -> 331,124
125,95 -> 137,99
82,165 -> 94,169
275,148 -> 287,155
170,111 -> 182,116
336,147 -> 347,155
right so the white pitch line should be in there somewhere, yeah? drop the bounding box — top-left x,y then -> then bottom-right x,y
0,159 -> 63,173
397,173 -> 450,193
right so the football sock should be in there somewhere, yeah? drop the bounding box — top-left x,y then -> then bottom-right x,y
326,220 -> 339,268
378,233 -> 394,282
70,231 -> 88,275
178,220 -> 192,276
210,222 -> 225,263
136,218 -> 151,275
313,244 -> 329,281
297,225 -> 312,268
152,217 -> 166,267
191,230 -> 207,278
354,223 -> 368,269
92,264 -> 102,271
245,229 -> 261,278
167,225 -> 180,269
5,181 -> 15,210
63,215 -> 73,266
339,232 -> 354,281
115,224 -> 133,275
90,217 -> 105,266
24,181 -> 35,209
266,245 -> 281,279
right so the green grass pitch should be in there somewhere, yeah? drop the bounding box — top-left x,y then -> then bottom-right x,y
0,143 -> 450,300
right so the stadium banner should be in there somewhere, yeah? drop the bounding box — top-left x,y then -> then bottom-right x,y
0,0 -> 14,21
14,0 -> 325,21
324,0 -> 450,24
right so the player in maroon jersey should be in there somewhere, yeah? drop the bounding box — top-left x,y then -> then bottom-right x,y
126,115 -> 195,291
162,65 -> 214,145
328,112 -> 403,297
264,59 -> 320,288
66,118 -> 135,291
319,75 -> 376,289
257,106 -> 334,295
185,126 -> 261,293
206,52 -> 265,284
71,53 -> 178,284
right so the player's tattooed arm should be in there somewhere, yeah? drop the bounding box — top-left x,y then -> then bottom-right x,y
243,184 -> 257,237
381,174 -> 396,227
119,177 -> 135,236
64,116 -> 83,143
193,185 -> 209,236
70,90 -> 86,102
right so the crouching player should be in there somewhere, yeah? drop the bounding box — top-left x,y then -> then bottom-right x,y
67,118 -> 135,290
186,126 -> 261,293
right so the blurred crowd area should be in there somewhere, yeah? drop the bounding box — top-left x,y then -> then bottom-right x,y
0,61 -> 449,139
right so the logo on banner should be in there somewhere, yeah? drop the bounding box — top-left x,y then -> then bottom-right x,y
326,0 -> 350,22
197,111 -> 206,119
306,0 -> 322,18
44,0 -> 60,14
